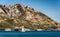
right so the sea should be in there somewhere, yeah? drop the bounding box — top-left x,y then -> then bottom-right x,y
0,31 -> 60,37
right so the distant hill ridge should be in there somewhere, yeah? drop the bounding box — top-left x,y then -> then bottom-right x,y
0,4 -> 60,30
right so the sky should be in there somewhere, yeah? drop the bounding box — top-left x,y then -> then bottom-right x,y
0,0 -> 60,23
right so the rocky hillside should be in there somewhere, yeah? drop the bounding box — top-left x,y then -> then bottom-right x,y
0,4 -> 60,30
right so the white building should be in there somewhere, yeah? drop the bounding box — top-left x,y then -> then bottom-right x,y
37,29 -> 43,31
5,28 -> 11,31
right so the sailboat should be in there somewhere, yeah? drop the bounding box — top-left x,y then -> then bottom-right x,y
21,26 -> 25,32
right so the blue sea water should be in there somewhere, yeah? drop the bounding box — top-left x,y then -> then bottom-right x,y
0,31 -> 60,37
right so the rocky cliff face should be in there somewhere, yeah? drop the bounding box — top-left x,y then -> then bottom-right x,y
0,4 -> 59,30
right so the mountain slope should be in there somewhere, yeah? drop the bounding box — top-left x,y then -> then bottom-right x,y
0,4 -> 59,30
